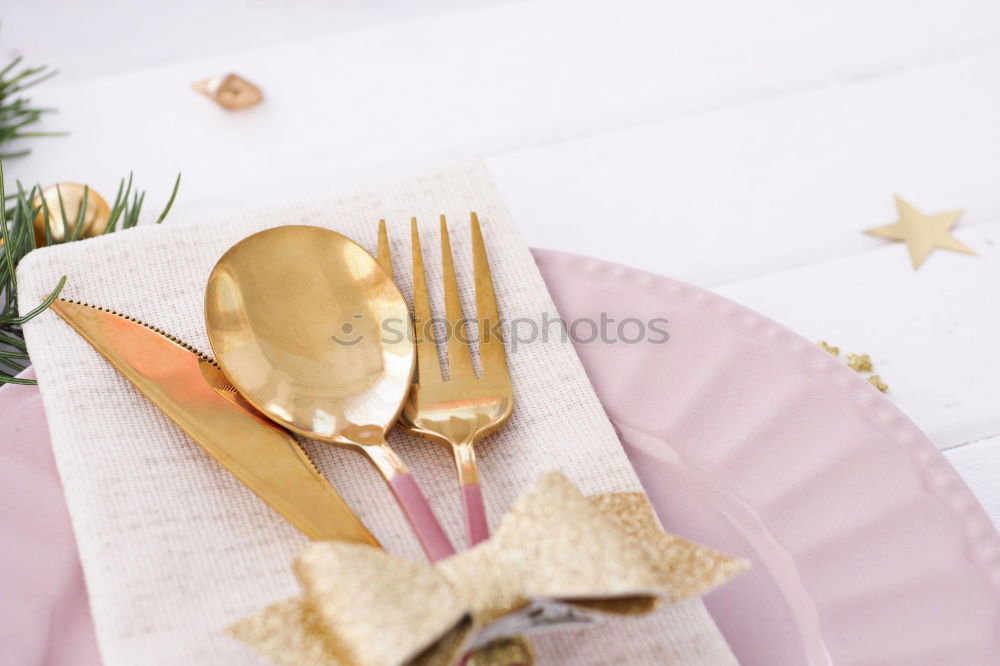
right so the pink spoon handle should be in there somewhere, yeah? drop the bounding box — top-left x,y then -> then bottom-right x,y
461,483 -> 490,546
389,473 -> 455,561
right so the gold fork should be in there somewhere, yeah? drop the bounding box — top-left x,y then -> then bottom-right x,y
376,213 -> 513,547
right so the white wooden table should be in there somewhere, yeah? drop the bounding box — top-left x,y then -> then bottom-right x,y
6,0 -> 1000,524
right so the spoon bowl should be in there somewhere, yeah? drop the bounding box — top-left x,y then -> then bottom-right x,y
206,225 -> 454,560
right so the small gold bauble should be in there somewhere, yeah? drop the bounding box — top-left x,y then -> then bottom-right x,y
32,183 -> 112,246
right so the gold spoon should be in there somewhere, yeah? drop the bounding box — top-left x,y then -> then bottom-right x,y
205,225 -> 455,560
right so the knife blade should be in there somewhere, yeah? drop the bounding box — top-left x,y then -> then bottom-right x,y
49,298 -> 378,546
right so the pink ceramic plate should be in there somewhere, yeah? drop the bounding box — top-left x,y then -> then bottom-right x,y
3,251 -> 1000,665
0,368 -> 100,666
535,249 -> 1000,665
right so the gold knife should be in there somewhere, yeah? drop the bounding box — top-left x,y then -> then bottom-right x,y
49,298 -> 378,546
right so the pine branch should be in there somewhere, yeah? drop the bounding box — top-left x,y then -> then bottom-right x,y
0,56 -> 66,159
0,165 -> 181,385
0,53 -> 181,385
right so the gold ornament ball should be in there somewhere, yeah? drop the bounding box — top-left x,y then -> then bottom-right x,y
32,183 -> 112,246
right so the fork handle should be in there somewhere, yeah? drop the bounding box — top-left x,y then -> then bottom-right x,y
453,442 -> 490,546
389,473 -> 456,562
461,482 -> 490,546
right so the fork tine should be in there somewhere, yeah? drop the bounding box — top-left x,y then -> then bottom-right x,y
376,218 -> 393,278
440,215 -> 475,380
470,212 -> 509,379
411,218 -> 442,384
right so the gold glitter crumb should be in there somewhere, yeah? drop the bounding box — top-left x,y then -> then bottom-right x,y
868,375 -> 889,393
846,353 -> 874,373
192,73 -> 263,110
818,341 -> 840,356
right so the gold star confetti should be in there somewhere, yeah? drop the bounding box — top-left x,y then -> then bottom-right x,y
865,195 -> 975,269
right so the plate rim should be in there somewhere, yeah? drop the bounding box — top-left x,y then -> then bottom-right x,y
533,247 -> 1000,663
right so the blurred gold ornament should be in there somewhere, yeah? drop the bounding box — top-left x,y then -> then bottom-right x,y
193,73 -> 263,110
32,183 -> 111,246
865,195 -> 975,269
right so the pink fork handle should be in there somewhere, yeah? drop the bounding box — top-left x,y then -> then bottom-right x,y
389,473 -> 455,561
461,483 -> 490,546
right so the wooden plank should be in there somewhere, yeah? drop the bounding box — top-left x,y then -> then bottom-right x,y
10,0 -> 1000,228
1,0 -> 507,83
715,220 -> 1000,451
489,52 -> 1000,285
947,436 -> 1000,528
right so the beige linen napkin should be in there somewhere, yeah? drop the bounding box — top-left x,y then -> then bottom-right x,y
18,161 -> 736,665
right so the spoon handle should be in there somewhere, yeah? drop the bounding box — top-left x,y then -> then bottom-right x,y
365,443 -> 455,561
390,473 -> 456,561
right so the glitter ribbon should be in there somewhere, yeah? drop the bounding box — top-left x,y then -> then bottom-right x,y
230,473 -> 747,666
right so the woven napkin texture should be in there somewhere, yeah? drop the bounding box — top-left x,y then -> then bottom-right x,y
17,160 -> 736,665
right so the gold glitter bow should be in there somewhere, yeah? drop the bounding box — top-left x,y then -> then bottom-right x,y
230,473 -> 747,666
